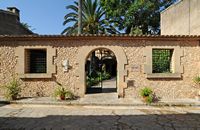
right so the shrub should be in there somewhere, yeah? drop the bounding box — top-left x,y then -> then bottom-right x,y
1,79 -> 21,100
86,77 -> 99,87
140,87 -> 153,97
86,72 -> 111,87
102,73 -> 111,80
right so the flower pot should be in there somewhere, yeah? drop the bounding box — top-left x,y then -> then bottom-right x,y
11,95 -> 17,100
142,96 -> 148,102
60,95 -> 65,100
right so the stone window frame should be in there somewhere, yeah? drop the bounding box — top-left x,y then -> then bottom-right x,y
16,46 -> 56,78
144,46 -> 183,79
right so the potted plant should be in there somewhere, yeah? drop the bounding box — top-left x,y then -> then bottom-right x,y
194,76 -> 200,86
193,76 -> 200,101
54,86 -> 67,100
140,87 -> 153,104
54,86 -> 74,100
1,79 -> 21,100
65,90 -> 74,100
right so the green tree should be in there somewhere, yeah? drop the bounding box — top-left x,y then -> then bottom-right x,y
62,0 -> 118,34
100,0 -> 176,34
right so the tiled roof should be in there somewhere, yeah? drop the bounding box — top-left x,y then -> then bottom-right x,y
0,34 -> 200,41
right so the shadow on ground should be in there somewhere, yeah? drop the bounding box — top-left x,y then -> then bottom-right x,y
0,113 -> 200,130
0,104 -> 8,107
86,88 -> 117,94
0,102 -> 10,107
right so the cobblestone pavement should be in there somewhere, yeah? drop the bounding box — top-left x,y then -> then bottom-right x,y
0,104 -> 200,130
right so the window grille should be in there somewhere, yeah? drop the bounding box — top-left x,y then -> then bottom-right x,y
28,49 -> 47,73
152,49 -> 173,73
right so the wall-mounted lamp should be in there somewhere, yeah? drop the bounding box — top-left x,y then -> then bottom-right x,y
62,60 -> 69,72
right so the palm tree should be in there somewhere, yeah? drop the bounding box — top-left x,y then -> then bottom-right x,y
62,0 -> 118,34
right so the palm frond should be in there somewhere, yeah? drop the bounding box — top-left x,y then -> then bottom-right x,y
66,5 -> 78,12
64,13 -> 78,20
63,18 -> 77,25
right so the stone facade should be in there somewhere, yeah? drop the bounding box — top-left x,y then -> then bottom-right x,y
0,35 -> 200,100
161,0 -> 200,35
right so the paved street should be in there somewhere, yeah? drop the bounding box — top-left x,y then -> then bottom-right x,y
0,104 -> 200,130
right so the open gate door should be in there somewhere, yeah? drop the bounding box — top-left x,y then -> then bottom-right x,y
85,49 -> 117,94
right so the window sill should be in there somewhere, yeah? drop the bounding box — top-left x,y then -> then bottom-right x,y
147,73 -> 182,79
19,73 -> 52,79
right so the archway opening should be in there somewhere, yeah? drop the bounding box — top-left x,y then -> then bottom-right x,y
85,48 -> 117,94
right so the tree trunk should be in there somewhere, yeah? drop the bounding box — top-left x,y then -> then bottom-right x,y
78,0 -> 82,34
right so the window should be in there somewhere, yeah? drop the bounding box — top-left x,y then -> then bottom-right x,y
25,49 -> 47,73
16,46 -> 56,78
144,46 -> 183,79
152,49 -> 173,73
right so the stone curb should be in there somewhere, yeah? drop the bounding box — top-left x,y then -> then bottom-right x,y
1,100 -> 199,107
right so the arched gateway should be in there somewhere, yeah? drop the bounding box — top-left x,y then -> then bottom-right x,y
76,46 -> 128,97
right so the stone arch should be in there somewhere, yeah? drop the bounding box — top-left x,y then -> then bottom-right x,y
76,45 -> 128,98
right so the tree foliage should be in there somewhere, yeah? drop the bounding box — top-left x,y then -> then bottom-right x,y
21,22 -> 35,31
62,0 -> 118,34
100,0 -> 177,34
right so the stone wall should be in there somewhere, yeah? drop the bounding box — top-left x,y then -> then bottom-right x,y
0,36 -> 199,100
124,40 -> 200,99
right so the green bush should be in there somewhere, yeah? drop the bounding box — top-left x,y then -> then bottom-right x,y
1,79 -> 21,100
102,73 -> 111,80
86,76 -> 99,87
86,72 -> 111,87
140,87 -> 153,97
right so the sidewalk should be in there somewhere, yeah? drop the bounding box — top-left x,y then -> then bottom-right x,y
1,96 -> 200,107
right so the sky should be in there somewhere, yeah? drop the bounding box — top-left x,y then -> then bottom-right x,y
0,0 -> 75,34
